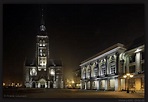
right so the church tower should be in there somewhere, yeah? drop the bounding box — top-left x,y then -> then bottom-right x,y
36,9 -> 49,71
24,8 -> 63,89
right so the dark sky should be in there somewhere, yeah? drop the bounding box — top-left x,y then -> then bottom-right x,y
3,4 -> 144,84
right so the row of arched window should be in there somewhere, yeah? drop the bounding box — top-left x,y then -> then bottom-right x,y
81,55 -> 117,79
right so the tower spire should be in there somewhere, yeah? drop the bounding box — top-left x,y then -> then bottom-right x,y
41,9 -> 45,25
40,8 -> 46,32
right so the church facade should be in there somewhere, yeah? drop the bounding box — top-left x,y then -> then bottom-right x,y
24,13 -> 63,88
80,38 -> 144,93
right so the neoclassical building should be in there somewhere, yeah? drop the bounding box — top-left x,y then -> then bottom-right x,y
24,13 -> 63,88
80,38 -> 144,92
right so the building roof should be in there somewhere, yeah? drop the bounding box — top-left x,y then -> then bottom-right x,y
80,43 -> 126,65
126,35 -> 145,51
25,58 -> 36,66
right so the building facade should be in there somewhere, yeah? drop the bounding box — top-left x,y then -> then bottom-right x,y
80,41 -> 144,92
24,13 -> 63,88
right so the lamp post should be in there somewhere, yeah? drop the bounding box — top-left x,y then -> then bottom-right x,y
123,73 -> 134,93
71,80 -> 75,88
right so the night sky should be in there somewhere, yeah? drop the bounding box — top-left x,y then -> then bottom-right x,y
3,4 -> 144,84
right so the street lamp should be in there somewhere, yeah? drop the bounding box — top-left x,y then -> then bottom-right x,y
123,73 -> 134,93
71,80 -> 75,84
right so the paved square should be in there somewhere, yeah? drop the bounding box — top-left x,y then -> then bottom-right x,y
3,88 -> 144,98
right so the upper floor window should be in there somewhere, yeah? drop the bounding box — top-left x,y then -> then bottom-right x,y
39,39 -> 46,47
129,65 -> 135,73
101,65 -> 106,75
110,65 -> 116,74
86,66 -> 91,78
129,54 -> 136,63
43,40 -> 46,46
93,67 -> 98,77
30,68 -> 37,76
100,59 -> 106,75
83,68 -> 86,74
110,55 -> 115,63
141,51 -> 144,60
39,40 -> 42,46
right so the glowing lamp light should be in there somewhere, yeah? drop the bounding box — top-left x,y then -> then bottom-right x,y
126,73 -> 130,76
72,81 -> 75,83
123,75 -> 127,78
130,74 -> 134,78
123,73 -> 134,78
3,83 -> 5,86
123,73 -> 134,93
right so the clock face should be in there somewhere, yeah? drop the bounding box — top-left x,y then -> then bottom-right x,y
30,68 -> 37,76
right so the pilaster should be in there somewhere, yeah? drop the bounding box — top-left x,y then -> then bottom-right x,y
135,52 -> 141,73
105,79 -> 110,90
115,77 -> 121,91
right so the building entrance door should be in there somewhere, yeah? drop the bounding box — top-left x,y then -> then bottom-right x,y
32,82 -> 36,88
41,85 -> 45,88
38,78 -> 46,88
50,81 -> 53,88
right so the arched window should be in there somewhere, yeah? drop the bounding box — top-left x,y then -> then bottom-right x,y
43,40 -> 46,46
86,65 -> 90,78
108,55 -> 116,74
101,59 -> 106,75
39,40 -> 42,46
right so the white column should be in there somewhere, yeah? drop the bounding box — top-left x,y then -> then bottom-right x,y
105,79 -> 109,90
107,56 -> 110,74
61,81 -> 63,88
115,77 -> 120,91
53,81 -> 56,88
97,80 -> 100,90
135,52 -> 141,73
48,81 -> 50,88
45,82 -> 47,88
80,80 -> 82,89
126,55 -> 129,73
98,60 -> 101,76
38,82 -> 40,88
81,68 -> 83,79
91,65 -> 93,77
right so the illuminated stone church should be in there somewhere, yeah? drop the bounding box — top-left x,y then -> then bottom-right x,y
24,12 -> 63,88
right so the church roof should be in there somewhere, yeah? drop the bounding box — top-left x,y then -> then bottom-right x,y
48,59 -> 62,67
25,58 -> 62,67
81,43 -> 125,65
25,58 -> 36,66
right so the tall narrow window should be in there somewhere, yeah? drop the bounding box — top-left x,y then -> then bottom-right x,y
43,40 -> 46,46
101,59 -> 106,75
129,65 -> 135,73
110,55 -> 116,74
129,54 -> 136,63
